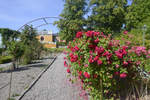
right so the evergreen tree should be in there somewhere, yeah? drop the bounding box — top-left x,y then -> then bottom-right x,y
88,0 -> 127,33
20,25 -> 37,46
55,0 -> 87,42
20,25 -> 43,64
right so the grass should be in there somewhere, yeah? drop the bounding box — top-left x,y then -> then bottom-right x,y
24,85 -> 29,90
0,67 -> 4,72
7,98 -> 15,100
12,93 -> 20,97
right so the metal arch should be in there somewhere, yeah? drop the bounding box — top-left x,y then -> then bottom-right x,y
34,23 -> 54,28
17,17 -> 61,31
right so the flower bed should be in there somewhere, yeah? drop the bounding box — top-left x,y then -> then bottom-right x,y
64,31 -> 150,99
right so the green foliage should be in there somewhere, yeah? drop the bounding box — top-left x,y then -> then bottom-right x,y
114,31 -> 150,72
54,0 -> 87,42
20,25 -> 44,64
125,0 -> 150,30
88,0 -> 127,33
7,41 -> 24,60
0,56 -> 12,64
0,28 -> 20,49
21,46 -> 33,64
20,25 -> 37,46
56,41 -> 66,46
48,48 -> 64,53
31,40 -> 44,59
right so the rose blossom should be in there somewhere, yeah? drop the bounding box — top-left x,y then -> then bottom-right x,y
123,30 -> 128,34
84,64 -> 88,67
84,72 -> 90,78
116,64 -> 119,68
86,31 -> 93,37
120,73 -> 127,78
76,31 -> 83,38
67,69 -> 71,73
64,61 -> 68,67
97,59 -> 102,65
94,38 -> 99,43
94,56 -> 99,61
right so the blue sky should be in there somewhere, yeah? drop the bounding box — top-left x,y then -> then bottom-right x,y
0,0 -> 64,32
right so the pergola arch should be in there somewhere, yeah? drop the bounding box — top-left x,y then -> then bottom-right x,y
17,17 -> 61,32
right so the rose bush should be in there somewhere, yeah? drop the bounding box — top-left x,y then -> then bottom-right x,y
64,31 -> 150,99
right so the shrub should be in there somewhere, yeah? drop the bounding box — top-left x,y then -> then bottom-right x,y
0,56 -> 12,64
56,41 -> 66,46
64,31 -> 150,99
21,46 -> 33,64
48,48 -> 64,53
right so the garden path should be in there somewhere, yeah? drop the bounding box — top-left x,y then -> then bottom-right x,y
21,54 -> 81,100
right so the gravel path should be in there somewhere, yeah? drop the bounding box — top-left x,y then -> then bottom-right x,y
0,62 -> 12,69
21,54 -> 81,100
0,56 -> 55,100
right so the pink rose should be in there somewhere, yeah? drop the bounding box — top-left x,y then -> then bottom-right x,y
116,64 -> 119,68
97,60 -> 102,65
120,73 -> 127,78
123,31 -> 128,34
84,64 -> 88,67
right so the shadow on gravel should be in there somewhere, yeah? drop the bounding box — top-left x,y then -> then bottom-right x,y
26,64 -> 47,68
0,64 -> 47,73
0,67 -> 29,73
41,56 -> 55,60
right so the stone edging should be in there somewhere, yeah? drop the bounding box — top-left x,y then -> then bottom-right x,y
16,56 -> 57,100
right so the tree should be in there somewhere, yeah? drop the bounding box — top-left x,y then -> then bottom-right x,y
20,25 -> 44,64
20,25 -> 37,46
88,0 -> 127,33
54,0 -> 87,42
0,28 -> 20,49
7,41 -> 24,70
125,0 -> 150,30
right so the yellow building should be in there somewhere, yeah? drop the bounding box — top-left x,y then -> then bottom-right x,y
36,30 -> 57,48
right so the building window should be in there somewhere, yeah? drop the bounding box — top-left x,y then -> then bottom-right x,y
40,36 -> 44,41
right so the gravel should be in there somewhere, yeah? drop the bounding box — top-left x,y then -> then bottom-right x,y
21,54 -> 82,100
0,55 -> 55,100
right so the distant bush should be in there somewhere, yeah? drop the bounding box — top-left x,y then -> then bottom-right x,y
48,48 -> 64,53
20,46 -> 33,64
56,42 -> 66,46
0,56 -> 12,64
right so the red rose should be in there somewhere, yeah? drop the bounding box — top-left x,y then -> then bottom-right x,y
94,56 -> 99,61
67,69 -> 71,73
76,32 -> 83,38
84,72 -> 90,78
86,31 -> 93,37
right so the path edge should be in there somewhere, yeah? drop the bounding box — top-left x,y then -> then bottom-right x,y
16,55 -> 57,100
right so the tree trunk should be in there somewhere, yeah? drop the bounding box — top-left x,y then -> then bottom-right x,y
12,59 -> 16,70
